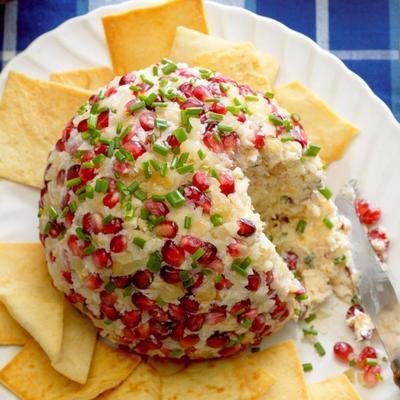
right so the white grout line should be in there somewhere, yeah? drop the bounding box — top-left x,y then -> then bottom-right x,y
2,0 -> 18,67
315,0 -> 330,50
332,49 -> 400,61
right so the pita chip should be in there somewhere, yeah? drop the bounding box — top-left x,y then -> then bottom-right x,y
50,66 -> 114,90
0,302 -> 30,345
102,0 -> 208,74
309,374 -> 361,400
0,71 -> 91,188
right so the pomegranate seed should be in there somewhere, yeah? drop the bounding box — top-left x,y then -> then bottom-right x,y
110,234 -> 127,253
113,160 -> 130,175
183,185 -> 212,213
168,304 -> 185,320
203,131 -> 223,152
171,320 -> 185,340
291,123 -> 308,148
92,248 -> 112,269
219,344 -> 242,357
154,220 -> 178,238
67,235 -> 83,257
123,140 -> 146,159
207,332 -> 229,348
254,133 -> 265,149
180,98 -> 204,110
237,218 -> 256,237
180,295 -> 200,313
358,346 -> 378,368
67,165 -> 84,191
246,272 -> 261,291
227,241 -> 241,257
112,275 -> 132,288
193,85 -> 212,101
135,322 -> 151,339
222,133 -> 240,153
178,82 -> 193,98
119,73 -> 136,86
192,171 -> 210,191
209,102 -> 226,115
230,300 -> 250,316
66,290 -> 86,304
122,310 -> 141,328
206,311 -> 226,325
97,110 -> 109,130
103,191 -> 120,209
215,275 -> 233,290
144,199 -> 169,216
64,211 -> 74,228
333,341 -> 354,363
56,169 -> 65,185
355,199 -> 381,225
237,111 -> 246,123
362,365 -> 382,387
180,334 -> 200,349
160,265 -> 181,284
250,314 -> 267,333
198,242 -> 218,265
149,307 -> 169,323
122,327 -> 136,342
346,304 -> 365,319
161,240 -> 185,267
139,112 -> 155,131
102,217 -> 123,234
178,68 -> 199,78
105,86 -> 117,97
62,121 -> 73,141
132,270 -> 153,289
100,290 -> 117,306
270,296 -> 289,321
368,228 -> 389,260
49,222 -> 64,239
180,235 -> 204,254
61,270 -> 73,284
100,304 -> 119,320
218,171 -> 235,195
191,272 -> 204,289
283,251 -> 299,270
238,84 -> 255,96
265,270 -> 274,286
132,293 -> 157,310
82,213 -> 102,234
84,274 -> 103,290
166,134 -> 180,148
186,313 -> 205,331
77,119 -> 88,132
208,257 -> 224,273
94,142 -> 108,155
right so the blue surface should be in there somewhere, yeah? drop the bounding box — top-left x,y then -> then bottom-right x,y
0,0 -> 399,121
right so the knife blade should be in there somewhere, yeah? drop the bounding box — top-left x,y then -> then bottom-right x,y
335,181 -> 400,388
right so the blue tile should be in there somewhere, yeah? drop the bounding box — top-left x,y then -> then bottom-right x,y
329,0 -> 390,50
256,0 -> 316,41
16,0 -> 77,51
343,60 -> 392,111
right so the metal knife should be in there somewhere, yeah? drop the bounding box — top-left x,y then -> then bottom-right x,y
335,181 -> 400,388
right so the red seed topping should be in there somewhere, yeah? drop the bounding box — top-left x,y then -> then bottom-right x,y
103,191 -> 120,209
358,346 -> 378,368
97,110 -> 109,130
132,293 -> 157,311
66,290 -> 86,304
49,222 -> 64,239
102,217 -> 123,235
154,220 -> 178,238
67,235 -> 83,257
237,111 -> 246,123
92,248 -> 112,269
346,304 -> 365,320
160,265 -> 181,284
180,98 -> 204,110
215,275 -> 233,290
77,119 -> 88,132
219,344 -> 242,357
227,241 -> 242,257
206,332 -> 229,348
362,365 -> 382,387
203,131 -> 223,153
119,72 -> 136,86
221,133 -> 240,153
250,314 -> 267,333
237,218 -> 256,237
183,185 -> 212,213
61,270 -> 73,284
84,274 -> 103,290
161,240 -> 185,267
180,295 -> 200,313
144,199 -> 170,217
139,112 -> 155,131
246,272 -> 261,291
113,160 -> 130,175
270,296 -> 289,321
186,313 -> 206,331
135,322 -> 151,339
100,290 -> 117,306
192,85 -> 212,102
168,304 -> 185,320
218,171 -> 235,195
283,251 -> 299,270
254,133 -> 265,149
230,300 -> 250,316
180,334 -> 200,349
110,234 -> 127,253
166,134 -> 180,148
122,310 -> 141,328
180,235 -> 204,254
209,102 -> 227,115
100,304 -> 120,320
78,166 -> 95,185
192,171 -> 210,192
355,199 -> 381,225
112,275 -> 132,288
333,341 -> 354,363
132,270 -> 154,289
123,140 -> 146,159
206,310 -> 227,325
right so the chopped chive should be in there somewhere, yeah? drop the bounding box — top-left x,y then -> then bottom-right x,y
176,152 -> 189,168
241,319 -> 252,329
265,91 -> 274,99
155,118 -> 168,130
114,150 -> 126,161
129,101 -> 146,113
142,161 -> 151,179
231,262 -> 248,276
133,236 -> 146,249
205,97 -> 221,103
304,252 -> 315,265
125,182 -> 138,194
153,101 -> 168,108
152,65 -> 158,76
305,313 -> 317,324
282,119 -> 293,132
240,256 -> 252,269
170,348 -> 183,358
280,136 -> 295,142
208,111 -> 224,121
185,107 -> 203,116
160,161 -> 167,177
173,127 -> 188,143
170,155 -> 177,169
129,85 -> 142,92
245,95 -> 259,102
116,121 -> 123,134
147,251 -> 162,272
156,296 -> 166,307
82,161 -> 94,169
104,281 -> 115,293
99,136 -> 112,145
184,216 -> 192,229
75,227 -> 85,241
297,294 -> 309,301
85,185 -> 94,199
334,255 -> 346,265
323,217 -> 334,229
140,74 -> 154,86
177,164 -> 194,175
296,220 -> 307,234
302,363 -> 313,372
268,114 -> 283,126
291,112 -> 301,122
192,248 -> 205,261
161,62 -> 177,75
210,168 -> 219,179
44,221 -> 51,235
134,189 -> 147,201
200,69 -> 212,79
197,149 -> 207,160
305,144 -> 321,157
319,187 -> 333,200
102,214 -> 113,225
365,358 -> 378,366
93,153 -> 106,165
144,93 -> 157,107
179,271 -> 194,288
60,206 -> 69,218
226,105 -> 241,115
84,244 -> 96,255
153,143 -> 169,156
220,82 -> 229,93
152,194 -> 166,202
303,327 -> 318,336
48,206 -> 58,221
213,131 -> 221,143
314,342 -> 326,357
66,177 -> 82,188
88,113 -> 98,131
210,213 -> 223,227
217,123 -> 233,133
95,178 -> 109,193
166,190 -> 185,208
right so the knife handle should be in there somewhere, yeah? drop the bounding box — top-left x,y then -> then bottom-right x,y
391,358 -> 400,388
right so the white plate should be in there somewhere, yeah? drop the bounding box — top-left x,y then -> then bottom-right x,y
0,1 -> 399,398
